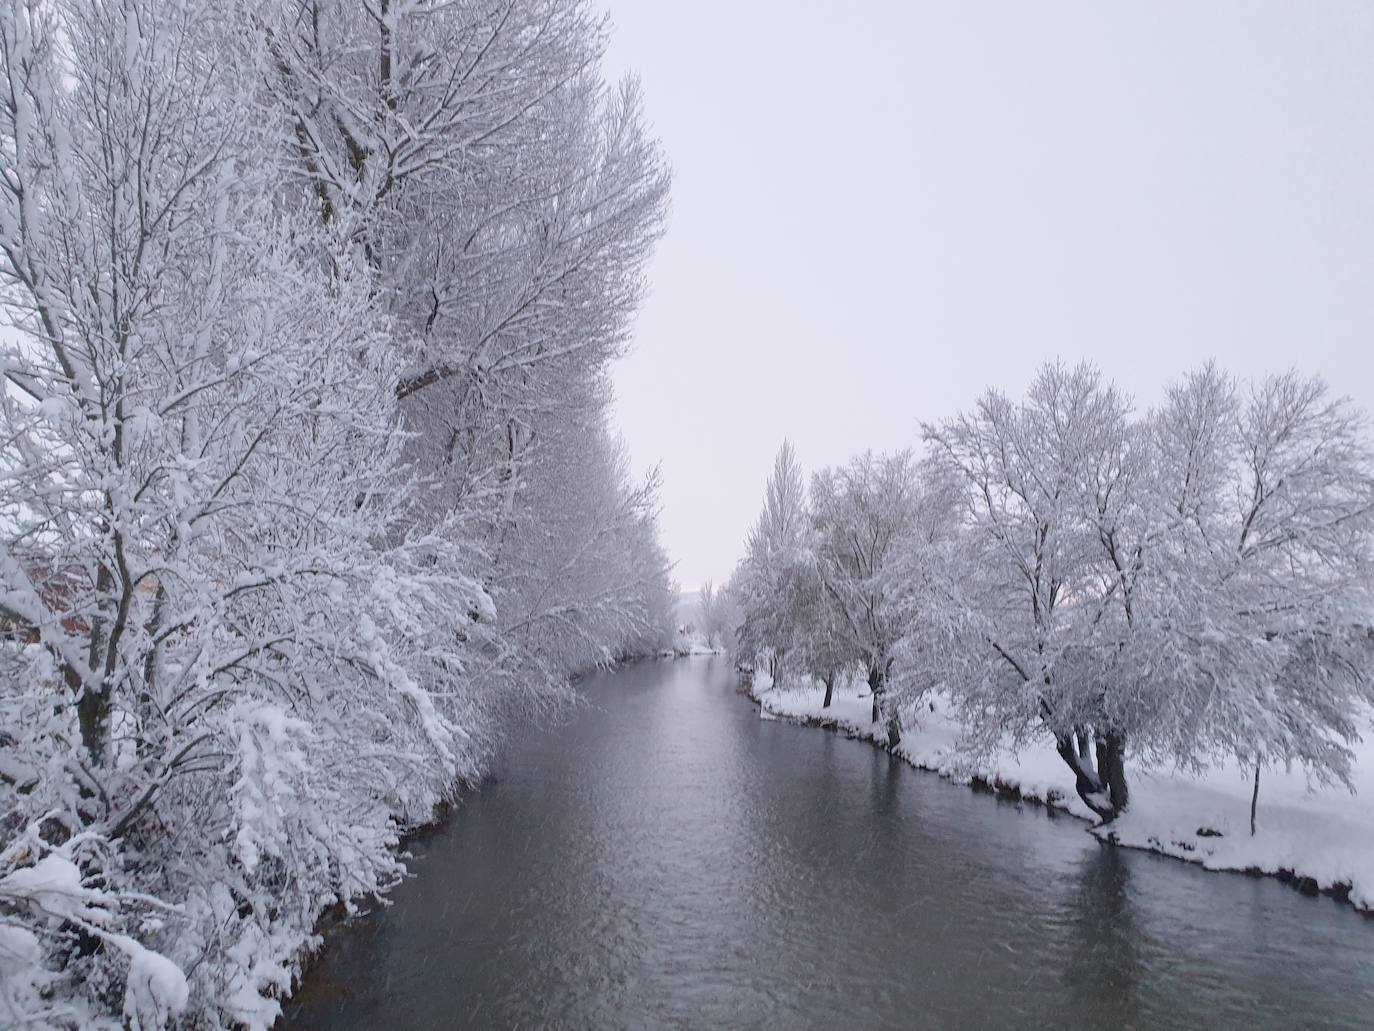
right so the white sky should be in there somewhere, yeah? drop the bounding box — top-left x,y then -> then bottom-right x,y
601,1 -> 1374,591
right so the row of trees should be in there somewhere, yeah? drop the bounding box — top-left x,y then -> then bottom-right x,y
0,1 -> 672,1027
728,363 -> 1374,824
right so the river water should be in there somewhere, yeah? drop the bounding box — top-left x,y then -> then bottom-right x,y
285,657 -> 1374,1030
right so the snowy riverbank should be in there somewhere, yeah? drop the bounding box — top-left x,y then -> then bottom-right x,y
748,676 -> 1374,914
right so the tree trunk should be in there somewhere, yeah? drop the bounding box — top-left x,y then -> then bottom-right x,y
867,665 -> 900,747
77,682 -> 111,766
1250,763 -> 1260,836
79,558 -> 114,763
822,673 -> 834,709
1054,728 -> 1128,823
1097,731 -> 1128,816
1076,730 -> 1092,765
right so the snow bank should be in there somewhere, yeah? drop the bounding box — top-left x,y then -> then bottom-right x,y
750,676 -> 1374,913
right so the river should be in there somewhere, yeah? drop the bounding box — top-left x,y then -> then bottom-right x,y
284,656 -> 1374,1030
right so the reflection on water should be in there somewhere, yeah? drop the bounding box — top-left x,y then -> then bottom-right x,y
285,657 -> 1374,1031
1064,848 -> 1143,1026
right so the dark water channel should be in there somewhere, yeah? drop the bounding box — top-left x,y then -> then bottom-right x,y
285,657 -> 1374,1030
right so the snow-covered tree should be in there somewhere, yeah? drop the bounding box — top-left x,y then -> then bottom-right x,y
1148,368 -> 1374,817
696,580 -> 732,650
732,440 -> 810,679
924,361 -> 1374,822
259,0 -> 667,507
258,0 -> 672,731
788,565 -> 859,708
924,364 -> 1163,818
478,388 -> 676,712
809,450 -> 921,745
0,1 -> 673,1025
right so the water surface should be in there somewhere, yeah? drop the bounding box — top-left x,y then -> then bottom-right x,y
286,657 -> 1374,1030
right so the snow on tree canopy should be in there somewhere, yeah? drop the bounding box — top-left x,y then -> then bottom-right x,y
0,0 -> 673,1024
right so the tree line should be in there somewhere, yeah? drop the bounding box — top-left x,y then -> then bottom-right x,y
727,363 -> 1374,825
0,1 -> 673,1027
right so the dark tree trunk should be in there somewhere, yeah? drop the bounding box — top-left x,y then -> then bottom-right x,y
1250,763 -> 1260,836
77,682 -> 111,766
1097,731 -> 1128,815
80,559 -> 114,763
867,665 -> 900,747
822,674 -> 835,709
1054,728 -> 1128,823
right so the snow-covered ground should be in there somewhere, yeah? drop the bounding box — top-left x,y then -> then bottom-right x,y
749,676 -> 1374,913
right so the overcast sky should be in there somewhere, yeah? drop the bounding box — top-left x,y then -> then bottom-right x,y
600,1 -> 1374,591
